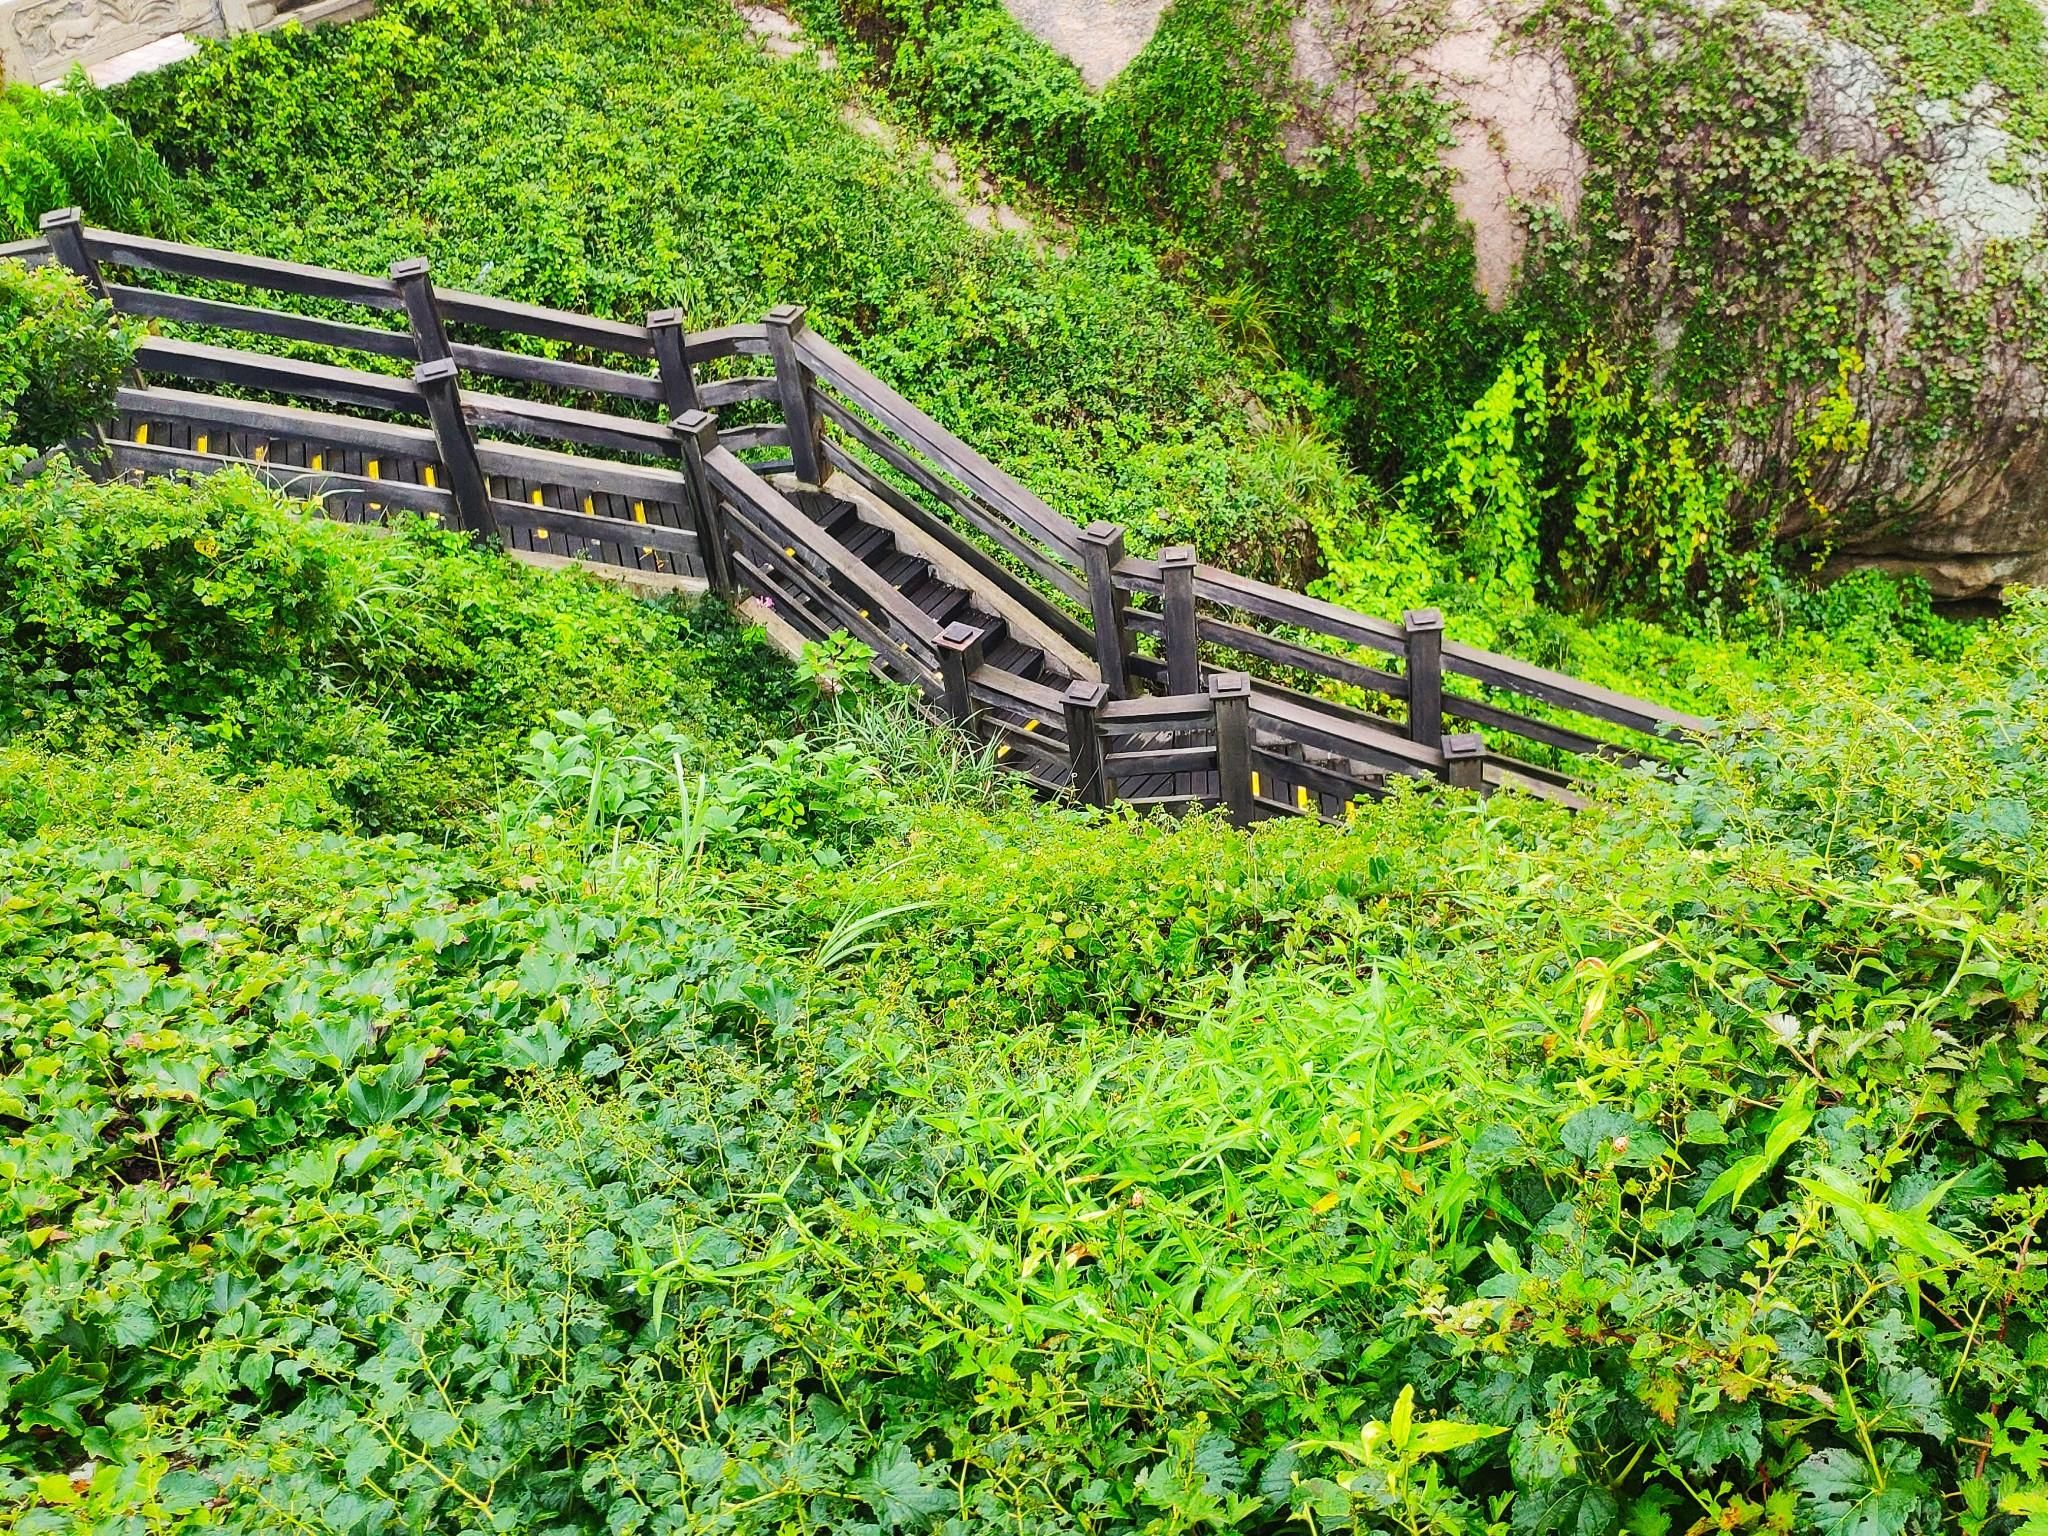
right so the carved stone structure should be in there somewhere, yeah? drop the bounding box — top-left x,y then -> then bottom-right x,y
1,0 -> 366,87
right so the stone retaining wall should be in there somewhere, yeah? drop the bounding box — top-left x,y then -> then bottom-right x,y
2,0 -> 365,88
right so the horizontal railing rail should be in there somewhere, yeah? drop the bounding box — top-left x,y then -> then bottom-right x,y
15,213 -> 1710,824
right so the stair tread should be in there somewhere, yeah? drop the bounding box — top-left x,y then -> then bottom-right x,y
872,549 -> 926,585
842,523 -> 893,559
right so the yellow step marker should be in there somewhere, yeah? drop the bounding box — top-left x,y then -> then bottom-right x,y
253,443 -> 268,462
422,465 -> 436,487
582,495 -> 594,516
997,744 -> 1011,757
633,502 -> 646,523
1251,771 -> 1261,798
784,546 -> 796,558
1297,785 -> 1312,812
133,423 -> 148,445
1023,719 -> 1038,732
366,459 -> 380,479
530,489 -> 545,504
194,434 -> 208,455
310,454 -> 324,471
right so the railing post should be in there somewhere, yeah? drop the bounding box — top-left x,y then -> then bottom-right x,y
1403,608 -> 1445,750
1078,520 -> 1134,699
1444,731 -> 1488,793
1159,545 -> 1200,697
1207,671 -> 1254,826
1061,680 -> 1112,808
647,309 -> 702,416
390,257 -> 452,363
937,621 -> 985,725
38,207 -> 130,422
412,359 -> 496,541
38,209 -> 104,295
763,303 -> 825,486
673,408 -> 733,597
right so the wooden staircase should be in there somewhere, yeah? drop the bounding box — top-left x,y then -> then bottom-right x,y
9,213 -> 1711,822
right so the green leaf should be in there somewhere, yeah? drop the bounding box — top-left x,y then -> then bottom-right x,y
1696,1083 -> 1811,1212
1792,1446 -> 1928,1536
853,1444 -> 953,1532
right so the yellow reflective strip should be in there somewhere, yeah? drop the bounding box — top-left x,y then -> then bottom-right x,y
133,423 -> 148,445
422,465 -> 436,487
997,744 -> 1011,757
310,454 -> 324,471
582,496 -> 594,516
784,546 -> 796,557
530,489 -> 544,505
633,502 -> 646,522
1023,719 -> 1038,731
366,459 -> 380,479
1297,785 -> 1311,811
534,528 -> 549,540
194,434 -> 208,455
253,443 -> 268,462
1250,771 -> 1260,797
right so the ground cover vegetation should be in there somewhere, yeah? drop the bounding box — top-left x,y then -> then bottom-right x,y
0,77 -> 177,246
0,457 -> 2043,1535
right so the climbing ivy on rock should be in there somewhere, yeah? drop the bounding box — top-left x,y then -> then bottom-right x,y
810,0 -> 2048,610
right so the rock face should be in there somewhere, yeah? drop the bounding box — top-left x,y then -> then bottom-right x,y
1001,0 -> 1167,90
1000,0 -> 2048,599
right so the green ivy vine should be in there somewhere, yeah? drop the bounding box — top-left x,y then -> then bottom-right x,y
807,0 -> 2048,622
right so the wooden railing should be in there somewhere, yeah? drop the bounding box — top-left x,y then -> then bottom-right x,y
11,210 -> 1711,821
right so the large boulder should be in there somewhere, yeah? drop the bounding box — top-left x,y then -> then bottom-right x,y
1001,0 -> 2048,599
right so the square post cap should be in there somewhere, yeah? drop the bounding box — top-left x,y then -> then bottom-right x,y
412,357 -> 460,385
1402,608 -> 1445,632
1079,520 -> 1126,548
647,307 -> 687,330
764,303 -> 808,331
671,409 -> 718,447
938,621 -> 985,650
389,256 -> 432,280
1062,679 -> 1110,709
1205,671 -> 1252,699
1443,732 -> 1486,759
1158,544 -> 1197,569
38,207 -> 84,231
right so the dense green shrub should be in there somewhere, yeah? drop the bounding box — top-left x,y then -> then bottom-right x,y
0,464 -> 800,826
0,260 -> 134,451
0,74 -> 176,240
0,462 -> 343,736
